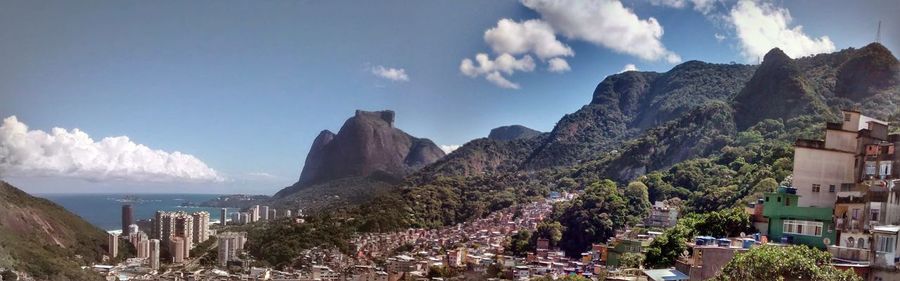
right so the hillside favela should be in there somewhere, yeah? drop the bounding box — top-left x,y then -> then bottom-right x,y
1,1 -> 899,281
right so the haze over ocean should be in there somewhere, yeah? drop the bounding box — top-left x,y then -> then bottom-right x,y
39,193 -> 233,231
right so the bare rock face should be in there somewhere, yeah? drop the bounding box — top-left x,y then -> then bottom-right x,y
275,110 -> 444,198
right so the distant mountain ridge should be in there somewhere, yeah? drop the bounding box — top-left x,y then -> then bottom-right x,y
488,125 -> 541,141
271,43 -> 899,215
424,43 -> 899,182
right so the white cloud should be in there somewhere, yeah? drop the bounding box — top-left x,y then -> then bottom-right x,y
245,172 -> 277,179
484,19 -> 574,60
649,0 -> 717,14
729,0 -> 835,62
485,72 -> 521,89
547,58 -> 571,73
371,65 -> 410,82
460,53 -> 535,89
714,33 -> 726,42
620,64 -> 638,73
439,145 -> 461,154
522,0 -> 682,64
0,116 -> 222,183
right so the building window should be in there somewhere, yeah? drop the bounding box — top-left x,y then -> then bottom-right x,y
871,209 -> 880,222
880,162 -> 892,177
812,184 -> 821,192
829,185 -> 836,193
878,236 -> 895,253
844,113 -> 852,122
866,162 -> 877,175
858,238 -> 866,249
783,220 -> 824,237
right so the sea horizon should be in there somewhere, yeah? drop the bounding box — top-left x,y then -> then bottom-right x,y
39,193 -> 239,231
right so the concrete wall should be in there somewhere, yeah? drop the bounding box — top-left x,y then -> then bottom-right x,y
794,147 -> 856,207
824,130 -> 858,153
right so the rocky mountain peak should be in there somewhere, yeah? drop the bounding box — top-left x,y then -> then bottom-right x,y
276,110 -> 444,198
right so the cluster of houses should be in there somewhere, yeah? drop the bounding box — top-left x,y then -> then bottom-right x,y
743,109 -> 900,281
90,110 -> 898,281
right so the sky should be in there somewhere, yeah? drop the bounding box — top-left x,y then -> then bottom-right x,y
1,0 -> 898,194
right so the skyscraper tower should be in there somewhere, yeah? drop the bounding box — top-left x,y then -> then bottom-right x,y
122,204 -> 133,236
169,236 -> 185,263
173,212 -> 194,258
261,205 -> 269,221
149,239 -> 160,271
220,208 -> 228,226
108,232 -> 119,258
192,211 -> 210,244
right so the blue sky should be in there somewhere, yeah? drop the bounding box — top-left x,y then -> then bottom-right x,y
1,0 -> 898,194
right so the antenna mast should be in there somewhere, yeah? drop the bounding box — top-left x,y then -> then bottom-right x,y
876,20 -> 882,43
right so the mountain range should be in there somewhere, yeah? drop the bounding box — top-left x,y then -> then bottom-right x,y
271,43 -> 899,215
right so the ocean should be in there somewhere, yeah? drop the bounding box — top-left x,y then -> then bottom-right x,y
39,193 -> 235,231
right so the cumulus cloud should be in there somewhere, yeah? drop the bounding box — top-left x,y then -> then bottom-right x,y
0,116 -> 222,183
619,64 -> 639,73
484,19 -> 574,60
439,145 -> 461,154
460,53 -> 536,89
371,65 -> 410,82
729,0 -> 835,62
547,58 -> 571,73
522,0 -> 682,64
650,0 -> 717,14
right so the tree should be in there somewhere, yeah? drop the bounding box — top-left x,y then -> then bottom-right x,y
644,207 -> 753,268
532,221 -> 563,249
715,245 -> 861,281
624,181 -> 651,225
558,180 -> 629,257
506,230 -> 533,257
619,252 -> 645,269
644,224 -> 692,268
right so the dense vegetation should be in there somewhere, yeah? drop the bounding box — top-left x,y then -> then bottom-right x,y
644,207 -> 754,268
0,181 -> 107,281
244,216 -> 355,268
714,245 -> 861,281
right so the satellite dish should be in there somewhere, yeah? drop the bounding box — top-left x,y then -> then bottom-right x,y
823,238 -> 831,245
740,232 -> 746,238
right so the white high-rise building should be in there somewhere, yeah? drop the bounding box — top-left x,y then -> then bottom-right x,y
285,210 -> 292,218
108,232 -> 119,258
128,231 -> 149,259
232,212 -> 242,225
251,205 -> 259,222
261,205 -> 269,221
192,211 -> 210,244
220,208 -> 228,226
149,239 -> 160,271
217,232 -> 247,267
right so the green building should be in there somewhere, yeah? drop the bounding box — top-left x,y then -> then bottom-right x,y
762,187 -> 836,249
605,238 -> 644,267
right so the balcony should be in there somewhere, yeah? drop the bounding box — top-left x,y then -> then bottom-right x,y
838,219 -> 862,233
828,245 -> 871,264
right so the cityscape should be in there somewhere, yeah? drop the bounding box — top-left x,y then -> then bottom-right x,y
1,0 -> 899,281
